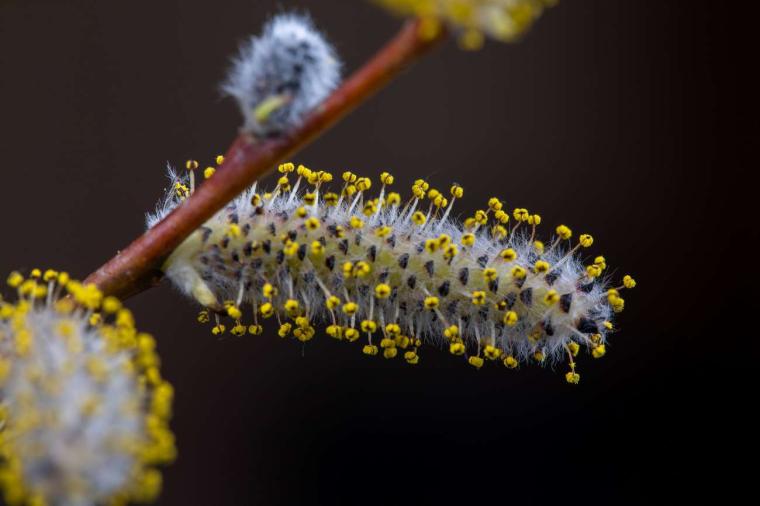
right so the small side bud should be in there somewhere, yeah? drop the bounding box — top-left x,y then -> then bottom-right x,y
221,13 -> 342,137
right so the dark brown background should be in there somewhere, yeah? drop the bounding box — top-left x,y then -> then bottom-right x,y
0,1 -> 750,504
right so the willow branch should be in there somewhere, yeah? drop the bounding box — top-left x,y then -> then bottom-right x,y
82,19 -> 446,300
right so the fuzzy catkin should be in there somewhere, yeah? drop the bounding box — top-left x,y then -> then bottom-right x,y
149,163 -> 634,382
221,13 -> 341,137
0,270 -> 175,506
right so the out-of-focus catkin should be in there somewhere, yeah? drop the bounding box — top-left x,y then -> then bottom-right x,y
0,270 -> 175,506
375,0 -> 556,49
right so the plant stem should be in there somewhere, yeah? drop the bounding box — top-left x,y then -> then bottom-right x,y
83,19 -> 446,300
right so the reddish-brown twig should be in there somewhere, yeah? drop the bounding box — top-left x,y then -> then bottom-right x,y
83,19 -> 446,300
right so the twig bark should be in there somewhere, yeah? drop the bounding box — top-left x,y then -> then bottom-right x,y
83,19 -> 446,300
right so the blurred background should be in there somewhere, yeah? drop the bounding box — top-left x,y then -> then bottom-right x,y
0,0 -> 749,504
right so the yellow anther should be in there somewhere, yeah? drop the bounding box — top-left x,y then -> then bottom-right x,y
533,240 -> 545,254
443,325 -> 460,339
503,311 -> 518,326
363,201 -> 377,216
471,291 -> 487,305
216,155 -> 225,165
197,310 -> 210,323
567,342 -> 580,356
482,268 -> 497,282
248,324 -> 263,335
305,217 -> 320,230
594,256 -> 607,270
380,172 -> 394,185
492,225 -> 508,239
503,355 -> 518,369
411,211 -> 426,225
303,193 -> 317,205
360,320 -> 377,333
565,371 -> 580,384
586,264 -> 602,278
592,344 -> 606,358
294,325 -> 315,342
427,188 -> 440,200
355,177 -> 372,191
383,347 -> 398,359
326,324 -> 343,339
603,321 -> 613,331
424,296 -> 439,309
414,179 -> 430,192
342,171 -> 357,183
623,275 -> 637,289
374,283 -> 391,299
474,209 -> 488,225
296,164 -> 312,177
385,192 -> 401,206
353,261 -> 371,278
311,240 -> 325,256
349,216 -> 364,229
494,210 -> 509,224
203,167 -> 216,179
450,184 -> 464,198
43,269 -> 58,282
510,266 -> 527,279
344,328 -> 360,342
226,306 -> 242,319
533,351 -> 545,362
283,299 -> 300,314
579,234 -> 594,247
543,289 -> 559,305
534,260 -> 550,273
484,345 -> 502,360
7,271 -> 24,288
385,323 -> 401,336
461,233 -> 475,246
443,244 -> 459,260
362,344 -> 379,356
556,224 -> 572,240
375,226 -> 392,237
342,262 -> 354,278
468,356 -> 484,368
590,333 -> 602,344
283,241 -> 299,257
185,159 -> 199,170
212,324 -> 226,335
231,324 -> 247,336
404,350 -> 419,364
326,295 -> 341,309
227,223 -> 241,238
499,248 -> 517,261
324,192 -> 339,206
395,335 -> 410,348
425,238 -> 438,253
263,283 -> 277,299
342,302 -> 358,315
278,162 -> 295,173
488,197 -> 503,211
449,341 -> 465,355
259,302 -> 274,318
89,313 -> 101,326
277,175 -> 290,187
343,184 -> 357,196
527,214 -> 541,225
251,194 -> 262,206
278,323 -> 292,337
513,208 -> 529,221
